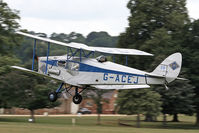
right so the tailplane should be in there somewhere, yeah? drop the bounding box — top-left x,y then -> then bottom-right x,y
151,53 -> 182,83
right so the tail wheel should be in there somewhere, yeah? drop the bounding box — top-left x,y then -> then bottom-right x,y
48,92 -> 58,102
73,94 -> 82,104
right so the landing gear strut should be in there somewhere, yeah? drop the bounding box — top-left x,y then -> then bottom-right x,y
48,83 -> 64,102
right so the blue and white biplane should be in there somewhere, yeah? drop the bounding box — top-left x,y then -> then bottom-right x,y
12,31 -> 183,104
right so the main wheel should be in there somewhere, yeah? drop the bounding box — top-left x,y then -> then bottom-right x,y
73,94 -> 82,104
48,91 -> 58,102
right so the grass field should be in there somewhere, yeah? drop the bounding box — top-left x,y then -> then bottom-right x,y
0,115 -> 199,133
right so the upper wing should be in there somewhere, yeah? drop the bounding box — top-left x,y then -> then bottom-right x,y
17,31 -> 153,56
90,47 -> 153,56
16,31 -> 93,51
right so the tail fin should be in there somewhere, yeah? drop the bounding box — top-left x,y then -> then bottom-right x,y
151,53 -> 182,83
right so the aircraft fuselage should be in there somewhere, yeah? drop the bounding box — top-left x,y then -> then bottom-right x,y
38,55 -> 165,88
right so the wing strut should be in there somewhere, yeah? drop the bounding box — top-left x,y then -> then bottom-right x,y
31,38 -> 50,74
125,56 -> 128,66
32,39 -> 37,71
112,55 -> 128,66
80,49 -> 82,62
45,42 -> 50,74
30,38 -> 50,74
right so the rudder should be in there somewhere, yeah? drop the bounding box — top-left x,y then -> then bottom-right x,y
151,53 -> 182,83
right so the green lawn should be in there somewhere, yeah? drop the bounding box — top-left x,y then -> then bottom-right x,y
0,115 -> 198,133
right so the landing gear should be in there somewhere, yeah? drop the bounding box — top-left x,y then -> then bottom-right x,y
48,83 -> 84,104
72,87 -> 83,104
73,94 -> 82,104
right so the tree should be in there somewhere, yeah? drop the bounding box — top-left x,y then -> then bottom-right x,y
0,70 -> 60,122
50,32 -> 86,44
117,89 -> 162,127
0,56 -> 20,109
0,0 -> 21,108
0,0 -> 21,74
0,0 -> 20,55
86,31 -> 118,47
181,19 -> 199,126
155,80 -> 195,122
117,0 -> 192,122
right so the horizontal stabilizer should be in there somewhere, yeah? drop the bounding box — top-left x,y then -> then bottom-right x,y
91,85 -> 150,90
146,73 -> 165,78
176,77 -> 188,81
16,31 -> 153,56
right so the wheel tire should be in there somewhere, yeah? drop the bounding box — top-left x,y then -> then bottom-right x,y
48,92 -> 57,102
73,94 -> 82,104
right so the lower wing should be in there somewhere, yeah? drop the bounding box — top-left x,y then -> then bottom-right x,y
91,85 -> 150,90
11,66 -> 62,81
12,66 -> 151,90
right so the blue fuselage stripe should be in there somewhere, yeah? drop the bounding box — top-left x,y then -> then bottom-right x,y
42,60 -> 146,77
79,63 -> 145,77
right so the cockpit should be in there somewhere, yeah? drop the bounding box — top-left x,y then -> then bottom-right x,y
58,60 -> 66,67
57,60 -> 79,71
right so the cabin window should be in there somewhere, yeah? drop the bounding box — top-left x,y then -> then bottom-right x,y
68,62 -> 79,71
71,62 -> 79,71
67,62 -> 79,76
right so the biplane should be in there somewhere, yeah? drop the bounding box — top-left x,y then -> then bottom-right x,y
12,31 -> 183,104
